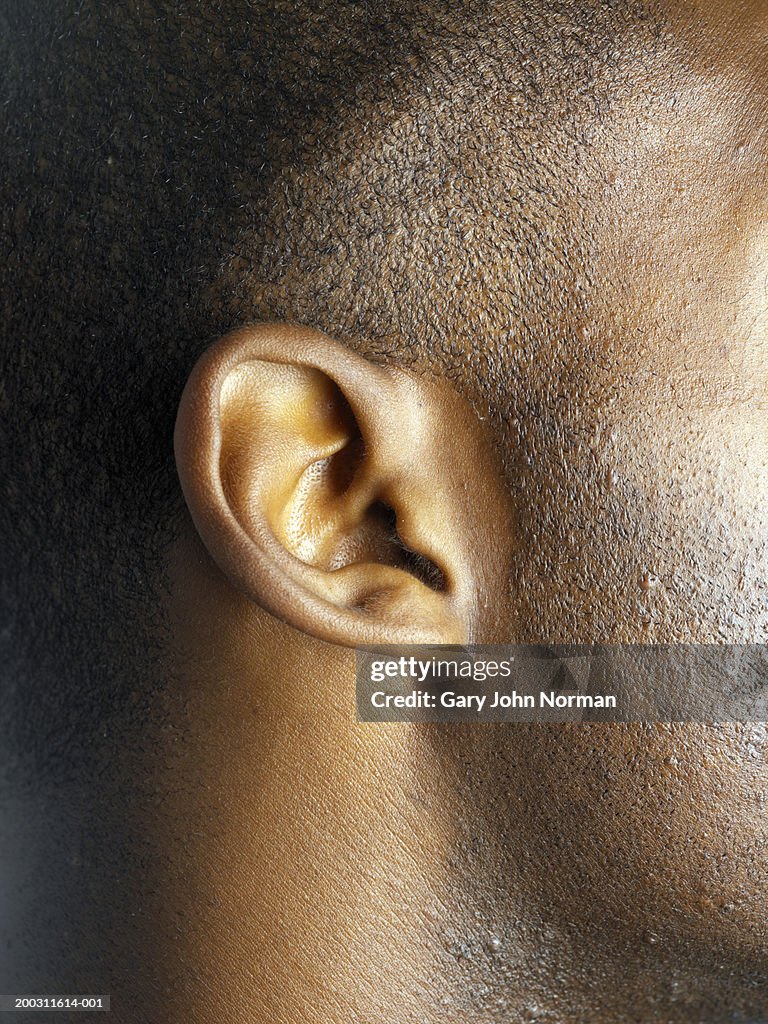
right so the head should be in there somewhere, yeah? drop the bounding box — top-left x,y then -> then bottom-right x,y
1,1 -> 767,1021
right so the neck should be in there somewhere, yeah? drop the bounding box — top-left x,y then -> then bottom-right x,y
159,527 -> 763,1023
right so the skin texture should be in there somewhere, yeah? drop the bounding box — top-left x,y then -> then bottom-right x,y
169,3 -> 768,1020
1,1 -> 767,1022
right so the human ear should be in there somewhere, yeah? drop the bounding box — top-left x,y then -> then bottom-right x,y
174,323 -> 508,647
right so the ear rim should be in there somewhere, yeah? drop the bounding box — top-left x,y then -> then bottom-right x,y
174,322 -> 471,647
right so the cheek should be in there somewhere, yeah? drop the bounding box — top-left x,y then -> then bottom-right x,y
604,400 -> 768,642
498,391 -> 768,643
518,724 -> 768,952
427,722 -> 768,965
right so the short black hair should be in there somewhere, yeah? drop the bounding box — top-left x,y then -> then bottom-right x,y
0,0 -> 667,776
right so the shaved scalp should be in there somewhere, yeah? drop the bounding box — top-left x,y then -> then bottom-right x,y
0,1 -> 669,770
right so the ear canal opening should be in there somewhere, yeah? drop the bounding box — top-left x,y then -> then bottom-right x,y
373,501 -> 447,593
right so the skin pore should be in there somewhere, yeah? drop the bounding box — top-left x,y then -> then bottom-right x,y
0,1 -> 766,1022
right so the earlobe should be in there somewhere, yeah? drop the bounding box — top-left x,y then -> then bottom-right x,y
174,323 -> 508,647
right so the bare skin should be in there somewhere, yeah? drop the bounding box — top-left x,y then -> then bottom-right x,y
151,3 -> 768,1022
2,1 -> 767,1022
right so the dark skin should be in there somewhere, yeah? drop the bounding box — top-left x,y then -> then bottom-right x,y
2,1 -> 767,1021
162,3 -> 768,1017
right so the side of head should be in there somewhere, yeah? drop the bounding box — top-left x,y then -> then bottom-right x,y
1,0 -> 669,769
2,1 -> 767,1021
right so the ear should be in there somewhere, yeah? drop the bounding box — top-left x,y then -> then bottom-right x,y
174,323 -> 508,647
